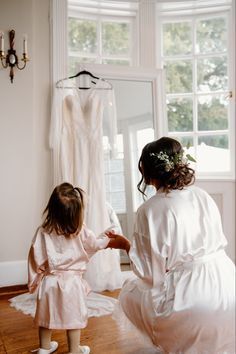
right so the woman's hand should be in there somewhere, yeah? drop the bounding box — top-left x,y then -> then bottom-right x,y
105,231 -> 131,254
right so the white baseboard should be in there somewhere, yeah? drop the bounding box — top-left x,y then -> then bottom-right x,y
0,260 -> 27,287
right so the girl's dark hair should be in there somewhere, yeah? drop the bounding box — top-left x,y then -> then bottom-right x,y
42,182 -> 84,237
137,137 -> 195,195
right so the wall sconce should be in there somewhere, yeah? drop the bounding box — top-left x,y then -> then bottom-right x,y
0,29 -> 29,83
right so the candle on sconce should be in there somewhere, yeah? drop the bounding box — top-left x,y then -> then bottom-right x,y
0,32 -> 4,52
23,34 -> 27,54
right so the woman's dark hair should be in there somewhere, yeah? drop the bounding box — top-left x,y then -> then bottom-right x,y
42,182 -> 84,237
137,137 -> 195,196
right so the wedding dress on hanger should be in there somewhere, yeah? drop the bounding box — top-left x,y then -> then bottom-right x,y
49,76 -> 123,291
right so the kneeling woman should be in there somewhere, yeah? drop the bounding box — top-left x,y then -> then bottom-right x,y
107,137 -> 235,354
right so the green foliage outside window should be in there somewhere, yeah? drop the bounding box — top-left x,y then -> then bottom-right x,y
198,96 -> 228,131
167,97 -> 193,132
196,17 -> 227,54
165,60 -> 193,93
68,18 -> 97,53
102,59 -> 130,65
102,22 -> 130,55
197,56 -> 228,92
163,22 -> 192,56
68,17 -> 131,69
68,56 -> 96,76
172,136 -> 194,150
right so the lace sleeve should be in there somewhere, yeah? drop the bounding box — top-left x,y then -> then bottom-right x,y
103,88 -> 118,159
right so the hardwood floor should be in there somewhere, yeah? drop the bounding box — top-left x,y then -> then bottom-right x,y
0,289 -> 154,354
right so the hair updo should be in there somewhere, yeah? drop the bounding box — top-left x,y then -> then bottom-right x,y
137,137 -> 195,195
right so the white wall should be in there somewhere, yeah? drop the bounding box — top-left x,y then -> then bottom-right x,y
0,0 -> 51,286
0,0 -> 235,287
195,180 -> 235,263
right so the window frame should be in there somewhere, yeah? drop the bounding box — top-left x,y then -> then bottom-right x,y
68,7 -> 138,66
81,63 -> 165,231
156,8 -> 235,180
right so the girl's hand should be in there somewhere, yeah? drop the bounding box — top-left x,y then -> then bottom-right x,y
105,230 -> 116,238
105,231 -> 131,254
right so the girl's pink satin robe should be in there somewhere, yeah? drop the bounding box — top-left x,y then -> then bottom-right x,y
28,226 -> 109,329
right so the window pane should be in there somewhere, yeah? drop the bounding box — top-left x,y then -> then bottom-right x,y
137,129 -> 154,153
196,17 -> 227,54
198,135 -> 228,149
165,60 -> 192,93
103,134 -> 124,159
167,97 -> 193,132
104,159 -> 124,174
105,173 -> 125,192
198,95 -> 228,130
161,13 -> 231,176
68,18 -> 97,54
176,136 -> 194,149
197,135 -> 229,172
163,22 -> 192,56
132,128 -> 155,209
197,56 -> 228,92
104,134 -> 125,213
68,56 -> 97,76
108,192 -> 126,213
102,21 -> 130,55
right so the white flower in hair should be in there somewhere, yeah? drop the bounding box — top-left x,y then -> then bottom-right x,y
150,151 -> 174,171
150,150 -> 196,172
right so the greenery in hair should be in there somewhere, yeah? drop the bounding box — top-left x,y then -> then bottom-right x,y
150,150 -> 196,172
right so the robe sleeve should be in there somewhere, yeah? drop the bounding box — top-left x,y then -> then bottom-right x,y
129,207 -> 167,288
82,227 -> 110,258
28,228 -> 48,294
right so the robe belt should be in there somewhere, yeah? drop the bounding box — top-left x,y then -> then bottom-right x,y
37,269 -> 85,299
169,249 -> 226,272
45,269 -> 84,277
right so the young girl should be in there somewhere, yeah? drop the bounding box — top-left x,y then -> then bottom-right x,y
28,182 -> 129,354
107,137 -> 235,354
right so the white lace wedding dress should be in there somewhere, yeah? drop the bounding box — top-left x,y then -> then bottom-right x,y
50,78 -> 122,291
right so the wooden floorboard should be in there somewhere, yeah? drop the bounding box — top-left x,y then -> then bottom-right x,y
0,291 -> 153,354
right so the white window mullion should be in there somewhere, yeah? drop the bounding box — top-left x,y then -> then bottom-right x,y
226,9 -> 235,171
121,121 -> 136,238
132,16 -> 139,66
51,0 -> 68,83
97,19 -> 102,63
193,17 -> 198,158
198,130 -> 229,136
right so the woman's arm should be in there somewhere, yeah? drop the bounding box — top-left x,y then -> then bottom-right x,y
105,231 -> 131,254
